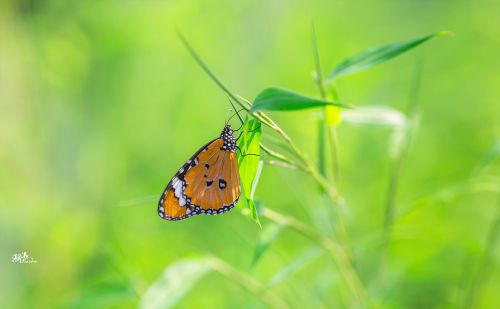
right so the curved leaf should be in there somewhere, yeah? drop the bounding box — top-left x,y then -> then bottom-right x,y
251,87 -> 352,112
237,118 -> 262,226
327,31 -> 451,81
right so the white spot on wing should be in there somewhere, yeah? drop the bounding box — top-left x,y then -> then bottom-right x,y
172,177 -> 184,200
179,196 -> 186,206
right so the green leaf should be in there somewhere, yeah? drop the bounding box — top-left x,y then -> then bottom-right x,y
245,198 -> 260,227
237,118 -> 263,226
251,222 -> 287,268
251,87 -> 352,112
327,31 -> 451,81
140,259 -> 212,309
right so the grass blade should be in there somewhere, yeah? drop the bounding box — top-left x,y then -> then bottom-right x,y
140,259 -> 212,309
464,198 -> 500,308
327,31 -> 450,81
251,222 -> 287,268
311,23 -> 330,178
251,87 -> 352,112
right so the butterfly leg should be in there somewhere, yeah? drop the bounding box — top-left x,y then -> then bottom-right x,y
236,146 -> 260,157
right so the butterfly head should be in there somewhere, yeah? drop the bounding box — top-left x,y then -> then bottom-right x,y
220,125 -> 236,152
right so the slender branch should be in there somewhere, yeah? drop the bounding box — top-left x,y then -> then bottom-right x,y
382,55 -> 423,242
266,160 -> 298,169
312,23 -> 326,99
311,23 -> 327,178
463,196 -> 500,308
261,208 -> 370,307
311,24 -> 341,186
327,83 -> 341,185
378,55 -> 424,286
260,143 -> 295,164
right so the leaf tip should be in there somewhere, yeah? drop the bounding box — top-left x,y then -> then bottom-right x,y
436,30 -> 455,37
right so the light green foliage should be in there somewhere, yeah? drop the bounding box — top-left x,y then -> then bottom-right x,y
1,1 -> 499,308
251,87 -> 351,111
327,31 -> 451,81
237,118 -> 262,225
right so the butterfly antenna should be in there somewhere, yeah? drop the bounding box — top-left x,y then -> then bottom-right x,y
224,107 -> 233,126
226,96 -> 245,128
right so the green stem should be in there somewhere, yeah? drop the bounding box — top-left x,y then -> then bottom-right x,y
381,156 -> 404,250
311,23 -> 328,178
379,55 -> 423,284
262,208 -> 370,307
328,83 -> 341,185
260,143 -> 303,169
206,256 -> 289,309
383,56 -> 422,237
463,197 -> 500,308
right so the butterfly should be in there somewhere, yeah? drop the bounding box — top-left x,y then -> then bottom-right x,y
157,124 -> 241,221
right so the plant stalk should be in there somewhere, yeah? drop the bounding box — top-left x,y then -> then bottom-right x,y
262,208 -> 370,307
207,256 -> 289,309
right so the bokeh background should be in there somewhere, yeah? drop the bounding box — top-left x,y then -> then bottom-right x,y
1,1 -> 499,308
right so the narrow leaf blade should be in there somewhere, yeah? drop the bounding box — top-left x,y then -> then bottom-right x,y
251,87 -> 352,112
237,118 -> 262,225
251,222 -> 286,268
327,31 -> 450,80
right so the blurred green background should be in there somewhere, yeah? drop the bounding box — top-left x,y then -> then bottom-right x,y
1,1 -> 499,308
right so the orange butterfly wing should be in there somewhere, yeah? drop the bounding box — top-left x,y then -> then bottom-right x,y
159,189 -> 193,220
157,138 -> 218,220
158,134 -> 240,221
183,142 -> 241,214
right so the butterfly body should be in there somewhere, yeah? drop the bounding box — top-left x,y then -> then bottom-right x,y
158,125 -> 241,221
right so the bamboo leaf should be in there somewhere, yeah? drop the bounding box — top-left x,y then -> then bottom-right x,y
327,31 -> 450,81
238,118 -> 263,226
251,87 -> 352,112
